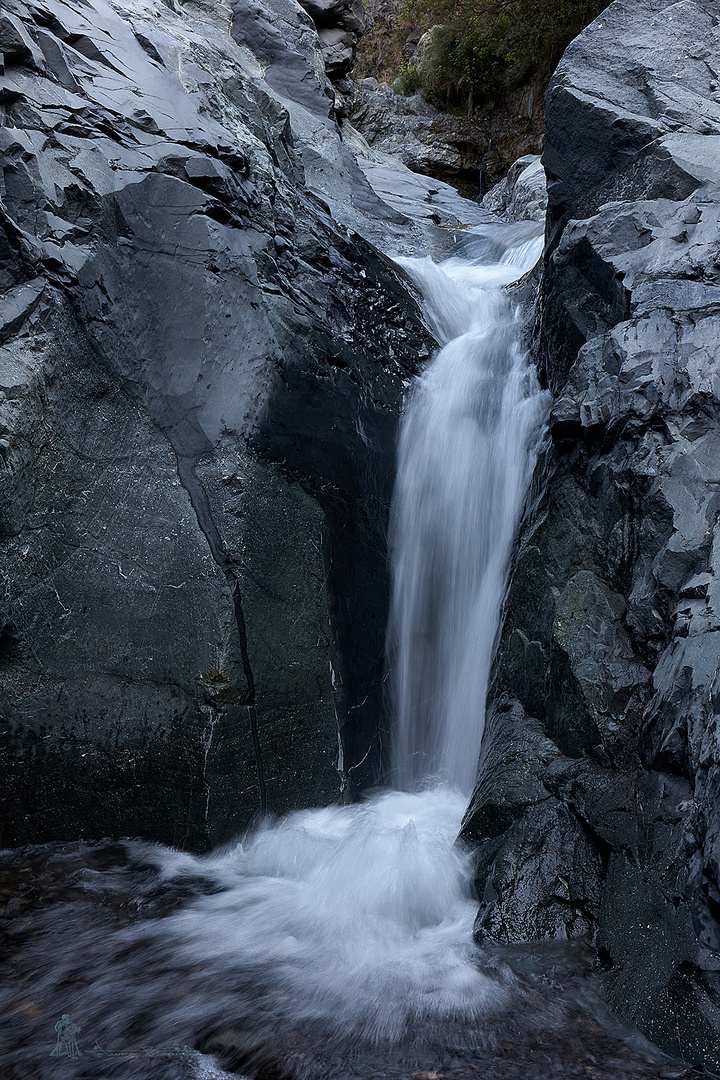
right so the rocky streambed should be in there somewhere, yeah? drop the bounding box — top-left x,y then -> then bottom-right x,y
0,836 -> 689,1080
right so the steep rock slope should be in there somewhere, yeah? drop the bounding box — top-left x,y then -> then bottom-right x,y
0,0 -> 454,850
462,0 -> 720,1068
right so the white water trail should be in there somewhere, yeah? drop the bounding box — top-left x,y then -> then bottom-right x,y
389,235 -> 547,795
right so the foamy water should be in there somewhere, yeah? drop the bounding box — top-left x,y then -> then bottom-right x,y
149,787 -> 509,1046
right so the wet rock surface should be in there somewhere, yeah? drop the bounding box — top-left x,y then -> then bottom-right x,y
0,839 -> 683,1080
463,0 -> 720,1071
0,0 -> 451,850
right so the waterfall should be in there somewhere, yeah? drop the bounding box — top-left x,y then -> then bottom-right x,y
5,231 -> 550,1071
136,231 -> 547,1050
389,235 -> 547,794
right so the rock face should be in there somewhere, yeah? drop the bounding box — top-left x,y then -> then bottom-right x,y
296,0 -> 365,114
350,78 -> 488,199
481,155 -> 547,223
0,0 -> 445,850
462,0 -> 720,1068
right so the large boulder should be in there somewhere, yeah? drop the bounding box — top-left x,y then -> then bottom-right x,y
481,155 -> 547,222
0,0 -> 445,850
462,0 -> 720,1069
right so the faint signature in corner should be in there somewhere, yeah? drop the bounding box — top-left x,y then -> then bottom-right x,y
50,1014 -> 82,1059
49,1013 -> 191,1060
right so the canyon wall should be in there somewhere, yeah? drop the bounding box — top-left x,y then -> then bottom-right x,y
5,0 -> 720,1065
462,0 -> 720,1067
0,0 -> 452,849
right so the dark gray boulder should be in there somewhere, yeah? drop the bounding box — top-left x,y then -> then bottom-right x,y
462,0 -> 720,1068
481,155 -> 547,223
0,0 -> 451,850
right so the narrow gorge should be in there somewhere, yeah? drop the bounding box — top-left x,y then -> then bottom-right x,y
1,0 -> 720,1076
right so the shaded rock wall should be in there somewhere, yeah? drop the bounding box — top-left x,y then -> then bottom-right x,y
462,0 -> 720,1068
0,0 -> 440,849
297,0 -> 365,114
350,78 -> 489,199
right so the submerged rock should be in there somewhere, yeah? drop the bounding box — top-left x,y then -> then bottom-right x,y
463,0 -> 720,1069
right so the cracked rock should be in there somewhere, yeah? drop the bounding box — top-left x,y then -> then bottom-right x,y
0,0 -> 440,850
464,0 -> 720,1071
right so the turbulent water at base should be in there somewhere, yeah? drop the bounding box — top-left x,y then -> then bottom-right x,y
152,788 -> 510,1044
2,230 -> 557,1080
389,236 -> 547,794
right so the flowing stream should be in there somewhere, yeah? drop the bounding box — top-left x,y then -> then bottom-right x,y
3,228 -> 550,1079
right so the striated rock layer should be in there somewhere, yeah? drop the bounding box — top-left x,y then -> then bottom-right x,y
0,0 -> 464,850
462,0 -> 720,1068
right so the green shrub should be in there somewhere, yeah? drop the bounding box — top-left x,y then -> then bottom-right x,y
399,0 -> 609,106
395,58 -> 425,95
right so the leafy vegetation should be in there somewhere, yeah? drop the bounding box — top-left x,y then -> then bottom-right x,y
393,0 -> 609,107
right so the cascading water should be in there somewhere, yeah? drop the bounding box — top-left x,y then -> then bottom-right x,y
136,230 -> 547,1049
389,237 -> 547,794
4,231 -> 551,1080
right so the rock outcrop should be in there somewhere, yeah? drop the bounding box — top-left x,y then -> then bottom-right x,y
297,0 -> 365,114
481,155 -> 547,223
462,0 -> 720,1068
350,77 -> 488,199
0,0 -> 459,850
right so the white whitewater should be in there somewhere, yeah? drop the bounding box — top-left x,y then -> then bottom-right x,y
389,236 -> 547,794
156,787 -> 505,1046
142,232 -> 547,1054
